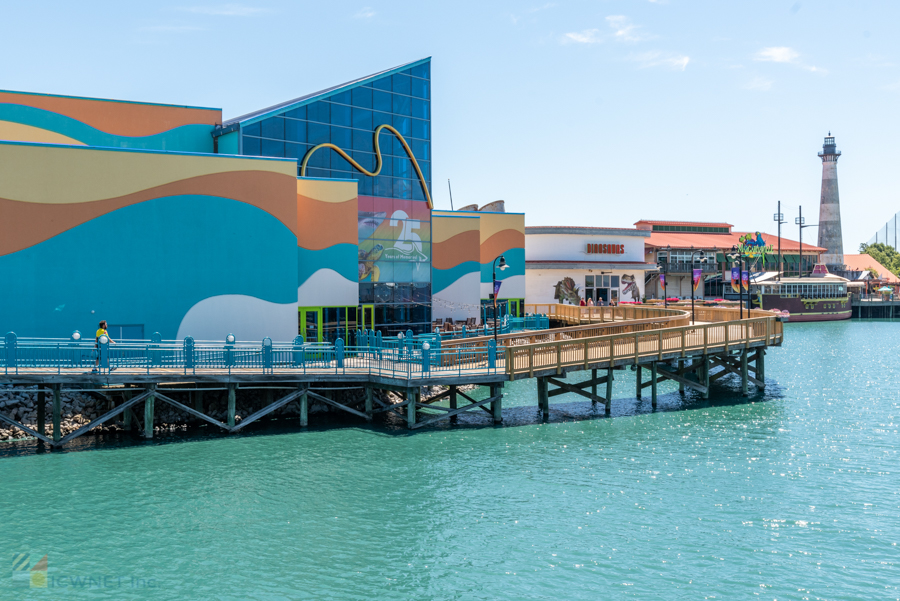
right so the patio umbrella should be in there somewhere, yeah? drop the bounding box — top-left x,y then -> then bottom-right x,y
877,286 -> 893,292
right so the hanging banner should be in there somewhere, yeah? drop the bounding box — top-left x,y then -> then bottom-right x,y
742,270 -> 750,291
659,273 -> 666,290
493,280 -> 502,297
731,267 -> 740,293
692,268 -> 702,292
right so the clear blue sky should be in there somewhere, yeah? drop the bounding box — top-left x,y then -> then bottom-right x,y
3,1 -> 897,252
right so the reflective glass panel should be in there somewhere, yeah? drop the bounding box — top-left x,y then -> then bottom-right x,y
352,107 -> 373,130
373,90 -> 392,113
330,103 -> 351,127
392,74 -> 411,95
351,87 -> 373,109
260,117 -> 284,139
307,101 -> 330,123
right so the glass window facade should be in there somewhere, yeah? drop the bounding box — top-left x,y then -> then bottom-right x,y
239,60 -> 433,335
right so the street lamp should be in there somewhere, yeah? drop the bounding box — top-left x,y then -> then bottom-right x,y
795,206 -> 818,278
774,201 -> 786,281
492,255 -> 508,345
689,248 -> 709,325
728,246 -> 750,319
657,245 -> 671,308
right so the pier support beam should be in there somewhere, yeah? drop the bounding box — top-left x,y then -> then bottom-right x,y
491,384 -> 502,424
365,386 -> 373,416
702,355 -> 710,399
678,359 -> 685,393
406,388 -> 416,428
741,350 -> 749,396
123,386 -> 132,431
37,387 -> 45,438
194,390 -> 204,414
591,369 -> 598,406
606,367 -> 613,414
450,386 -> 458,423
537,377 -> 549,417
299,386 -> 308,427
227,384 -> 236,428
756,349 -> 765,384
635,365 -> 642,400
650,362 -> 658,408
144,384 -> 156,439
52,384 -> 61,443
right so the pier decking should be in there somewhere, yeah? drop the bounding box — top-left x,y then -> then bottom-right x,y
1,306 -> 783,447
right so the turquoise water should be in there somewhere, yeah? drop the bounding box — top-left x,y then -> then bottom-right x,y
1,321 -> 898,600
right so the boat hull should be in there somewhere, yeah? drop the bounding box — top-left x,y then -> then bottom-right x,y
759,295 -> 851,322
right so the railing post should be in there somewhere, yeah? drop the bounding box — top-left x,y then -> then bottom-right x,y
225,334 -> 235,369
422,342 -> 432,374
488,339 -> 496,371
336,338 -> 345,369
151,332 -> 163,368
263,337 -> 273,373
5,332 -> 17,374
184,336 -> 195,373
99,335 -> 110,373
292,335 -> 304,367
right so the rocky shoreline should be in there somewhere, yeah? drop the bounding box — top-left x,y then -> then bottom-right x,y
0,384 -> 475,442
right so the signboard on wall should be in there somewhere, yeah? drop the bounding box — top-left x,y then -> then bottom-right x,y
586,243 -> 624,255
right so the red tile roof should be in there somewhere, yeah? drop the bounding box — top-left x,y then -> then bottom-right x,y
843,254 -> 900,283
635,220 -> 734,228
644,230 -> 825,253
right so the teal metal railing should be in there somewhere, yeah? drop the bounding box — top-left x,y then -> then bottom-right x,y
2,331 -> 505,379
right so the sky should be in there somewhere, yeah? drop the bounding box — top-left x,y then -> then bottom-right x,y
2,0 -> 898,253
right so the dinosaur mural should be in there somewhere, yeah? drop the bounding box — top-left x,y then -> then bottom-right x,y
553,277 -> 581,305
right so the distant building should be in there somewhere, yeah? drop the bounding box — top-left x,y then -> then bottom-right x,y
636,220 -> 825,299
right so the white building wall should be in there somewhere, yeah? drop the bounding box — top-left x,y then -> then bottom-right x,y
526,233 -> 647,263
526,269 -> 646,305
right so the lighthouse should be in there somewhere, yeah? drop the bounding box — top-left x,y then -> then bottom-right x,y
817,133 -> 844,270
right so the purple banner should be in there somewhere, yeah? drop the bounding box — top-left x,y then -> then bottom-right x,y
731,267 -> 740,293
692,268 -> 702,292
741,270 -> 750,291
659,273 -> 666,289
493,280 -> 502,297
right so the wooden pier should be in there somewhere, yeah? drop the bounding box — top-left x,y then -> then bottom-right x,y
0,307 -> 783,448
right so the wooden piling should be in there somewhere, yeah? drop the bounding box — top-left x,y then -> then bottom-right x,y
702,355 -> 710,399
37,387 -> 45,437
757,349 -> 765,383
635,365 -> 642,400
491,384 -> 502,424
450,386 -> 458,423
123,385 -> 132,431
144,384 -> 156,439
194,389 -> 203,414
365,386 -> 373,416
741,350 -> 749,396
52,384 -> 61,442
406,388 -> 416,428
299,386 -> 308,427
605,367 -> 613,414
227,383 -> 236,427
591,369 -> 598,406
537,377 -> 549,417
650,362 -> 658,408
678,359 -> 685,393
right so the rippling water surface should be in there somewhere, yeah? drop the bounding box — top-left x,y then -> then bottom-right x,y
1,321 -> 898,600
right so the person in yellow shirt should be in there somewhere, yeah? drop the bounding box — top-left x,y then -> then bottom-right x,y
93,320 -> 115,373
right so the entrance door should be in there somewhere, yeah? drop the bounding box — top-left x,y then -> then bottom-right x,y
597,288 -> 609,304
304,310 -> 319,343
362,305 -> 375,330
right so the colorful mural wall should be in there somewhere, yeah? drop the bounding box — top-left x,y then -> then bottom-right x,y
432,212 -> 481,322
0,90 -> 220,152
0,141 -> 299,340
466,211 -> 526,301
296,178 -> 359,307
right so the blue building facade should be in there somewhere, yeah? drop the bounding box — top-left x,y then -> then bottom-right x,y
215,58 -> 433,336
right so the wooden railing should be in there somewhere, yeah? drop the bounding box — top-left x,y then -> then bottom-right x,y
505,316 -> 782,378
524,303 -> 689,325
442,312 -> 691,351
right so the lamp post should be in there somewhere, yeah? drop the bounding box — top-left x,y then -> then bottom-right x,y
492,255 -> 508,345
657,245 -> 671,308
795,206 -> 818,278
774,201 -> 785,281
728,246 -> 750,318
689,248 -> 708,324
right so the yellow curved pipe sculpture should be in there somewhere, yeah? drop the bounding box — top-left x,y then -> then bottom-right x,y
299,124 -> 433,209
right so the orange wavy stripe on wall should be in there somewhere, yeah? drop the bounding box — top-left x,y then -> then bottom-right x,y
0,171 -> 297,256
0,92 -> 221,138
433,230 -> 481,270
296,194 -> 358,249
480,229 -> 525,263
